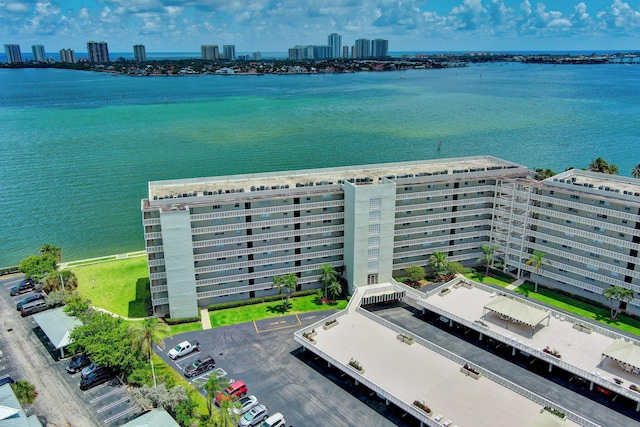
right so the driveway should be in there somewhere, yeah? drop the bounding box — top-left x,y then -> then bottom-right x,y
159,310 -> 412,426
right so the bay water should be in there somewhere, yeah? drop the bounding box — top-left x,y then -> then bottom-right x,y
1,63 -> 639,265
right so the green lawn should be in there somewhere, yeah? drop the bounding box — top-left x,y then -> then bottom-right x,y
70,256 -> 150,318
464,272 -> 515,287
169,321 -> 203,335
514,283 -> 640,336
209,295 -> 348,328
152,354 -> 209,416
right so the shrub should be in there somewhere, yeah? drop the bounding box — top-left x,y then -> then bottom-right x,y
348,358 -> 363,371
325,319 -> 337,326
207,289 -> 317,311
11,381 -> 37,405
412,400 -> 431,413
164,316 -> 201,325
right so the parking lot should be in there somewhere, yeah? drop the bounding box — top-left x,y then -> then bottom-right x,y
159,312 -> 412,427
0,275 -> 142,427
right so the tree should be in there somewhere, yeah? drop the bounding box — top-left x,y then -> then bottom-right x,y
40,243 -> 62,262
130,318 -> 171,387
202,373 -> 230,418
129,384 -> 187,411
63,294 -> 91,317
477,245 -> 496,276
632,164 -> 640,179
327,281 -> 342,301
42,269 -> 78,293
318,264 -> 338,300
11,381 -> 37,405
272,273 -> 298,310
588,157 -> 619,175
534,168 -> 556,181
447,261 -> 465,276
428,251 -> 449,278
525,251 -> 547,293
603,286 -> 635,319
405,265 -> 425,283
18,254 -> 57,282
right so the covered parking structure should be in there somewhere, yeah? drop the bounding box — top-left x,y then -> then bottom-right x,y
602,339 -> 640,375
482,296 -> 551,338
32,307 -> 82,359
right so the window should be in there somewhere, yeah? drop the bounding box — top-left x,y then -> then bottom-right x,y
596,214 -> 607,219
369,198 -> 381,209
423,242 -> 431,247
594,226 -> 606,232
368,224 -> 380,235
402,199 -> 411,204
570,195 -> 580,200
624,206 -> 631,211
260,201 -> 270,207
367,261 -> 379,272
599,201 -> 610,207
369,211 -> 381,222
367,249 -> 379,260
549,191 -> 554,195
322,194 -> 332,200
322,207 -> 332,212
368,237 -> 380,247
260,214 -> 271,219
586,264 -> 599,271
404,186 -> 412,191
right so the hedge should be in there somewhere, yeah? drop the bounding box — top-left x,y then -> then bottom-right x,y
207,289 -> 318,311
0,266 -> 20,276
163,316 -> 201,325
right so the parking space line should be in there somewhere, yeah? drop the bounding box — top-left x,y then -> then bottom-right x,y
103,405 -> 140,424
90,388 -> 123,403
83,379 -> 119,395
97,396 -> 130,413
172,351 -> 201,366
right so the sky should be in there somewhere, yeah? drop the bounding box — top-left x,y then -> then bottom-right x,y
1,0 -> 640,53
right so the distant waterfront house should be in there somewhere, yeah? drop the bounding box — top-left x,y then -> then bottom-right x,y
0,384 -> 43,427
142,156 -> 640,319
215,67 -> 235,74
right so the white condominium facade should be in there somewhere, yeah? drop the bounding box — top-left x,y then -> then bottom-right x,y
141,156 -> 640,319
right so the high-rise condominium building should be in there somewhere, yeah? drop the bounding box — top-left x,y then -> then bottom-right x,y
371,39 -> 389,58
328,33 -> 341,59
354,39 -> 371,58
141,155 -> 640,319
31,44 -> 46,62
59,49 -> 75,64
4,44 -> 22,63
87,41 -> 110,63
342,45 -> 349,58
223,45 -> 235,60
133,44 -> 146,62
252,52 -> 262,60
201,45 -> 219,60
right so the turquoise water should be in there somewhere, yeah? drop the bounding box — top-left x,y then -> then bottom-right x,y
1,63 -> 639,265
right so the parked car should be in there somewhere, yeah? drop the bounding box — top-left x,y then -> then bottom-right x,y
10,279 -> 35,296
16,293 -> 44,311
0,377 -> 15,386
239,404 -> 269,427
229,395 -> 258,416
183,355 -> 216,378
81,362 -> 105,379
168,340 -> 200,360
67,354 -> 91,374
259,413 -> 286,427
19,299 -> 48,317
79,368 -> 113,390
215,380 -> 247,405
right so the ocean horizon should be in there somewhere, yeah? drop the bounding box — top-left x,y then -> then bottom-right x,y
1,62 -> 639,266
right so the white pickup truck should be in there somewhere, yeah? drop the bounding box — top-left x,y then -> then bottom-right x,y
168,340 -> 200,360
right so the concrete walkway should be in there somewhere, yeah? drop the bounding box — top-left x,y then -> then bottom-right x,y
505,278 -> 525,290
200,308 -> 212,330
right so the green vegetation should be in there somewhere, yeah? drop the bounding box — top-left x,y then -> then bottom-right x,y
11,381 -> 37,405
209,294 -> 347,328
70,256 -> 150,318
169,321 -> 203,335
514,283 -> 640,335
405,265 -> 426,283
464,270 -> 515,287
271,273 -> 298,310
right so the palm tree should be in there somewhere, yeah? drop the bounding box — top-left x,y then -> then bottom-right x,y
327,281 -> 342,301
272,273 -> 298,310
477,245 -> 496,276
318,264 -> 338,300
428,251 -> 449,279
40,243 -> 62,262
632,164 -> 640,179
203,372 -> 230,418
603,286 -> 635,319
130,318 -> 170,387
534,168 -> 556,181
525,251 -> 547,293
588,157 -> 619,175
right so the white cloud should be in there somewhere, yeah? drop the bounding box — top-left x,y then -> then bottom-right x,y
596,0 -> 640,30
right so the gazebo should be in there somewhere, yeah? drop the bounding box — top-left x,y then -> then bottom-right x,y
482,296 -> 551,337
601,339 -> 640,374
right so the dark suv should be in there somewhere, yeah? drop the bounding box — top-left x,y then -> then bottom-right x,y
16,293 -> 44,311
67,354 -> 91,374
184,355 -> 216,378
79,368 -> 113,390
10,279 -> 35,296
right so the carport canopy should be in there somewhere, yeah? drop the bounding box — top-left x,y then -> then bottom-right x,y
121,409 -> 180,427
32,307 -> 82,352
483,296 -> 551,332
602,339 -> 640,370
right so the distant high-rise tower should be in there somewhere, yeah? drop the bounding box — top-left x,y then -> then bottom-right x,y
59,49 -> 76,64
328,33 -> 341,59
355,39 -> 371,58
4,44 -> 22,64
133,45 -> 146,62
252,52 -> 261,60
31,44 -> 46,62
371,39 -> 389,58
342,45 -> 349,58
201,45 -> 220,60
87,41 -> 110,63
223,45 -> 235,60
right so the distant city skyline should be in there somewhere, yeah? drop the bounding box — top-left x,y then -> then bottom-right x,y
1,1 -> 639,53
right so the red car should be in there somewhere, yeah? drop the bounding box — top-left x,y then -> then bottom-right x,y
215,380 -> 247,405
